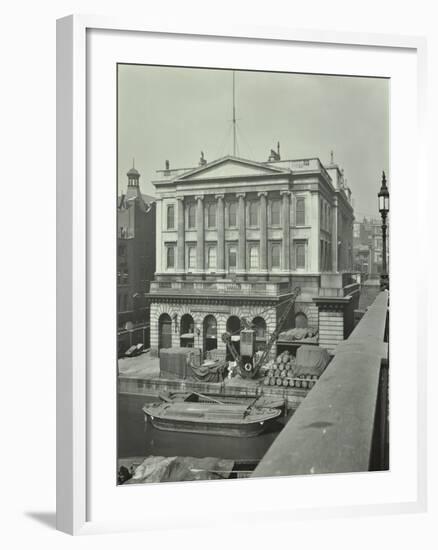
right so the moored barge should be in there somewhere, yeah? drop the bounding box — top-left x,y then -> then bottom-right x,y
143,401 -> 281,437
158,390 -> 285,410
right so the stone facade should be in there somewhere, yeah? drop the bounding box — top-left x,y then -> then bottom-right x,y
147,153 -> 356,357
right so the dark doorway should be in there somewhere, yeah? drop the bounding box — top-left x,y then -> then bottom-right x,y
158,313 -> 172,354
180,313 -> 195,348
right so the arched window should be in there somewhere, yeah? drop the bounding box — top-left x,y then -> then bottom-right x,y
180,313 -> 195,335
271,199 -> 281,225
295,312 -> 308,329
167,204 -> 175,229
158,313 -> 172,351
187,203 -> 196,228
207,203 -> 216,228
166,246 -> 175,268
249,201 -> 259,226
252,317 -> 267,339
228,202 -> 237,227
204,315 -> 217,337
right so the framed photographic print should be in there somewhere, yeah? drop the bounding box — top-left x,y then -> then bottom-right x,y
57,15 -> 427,535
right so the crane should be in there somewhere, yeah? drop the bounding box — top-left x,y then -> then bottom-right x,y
221,287 -> 301,379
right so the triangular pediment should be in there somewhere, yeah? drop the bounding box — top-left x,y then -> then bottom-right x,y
175,156 -> 288,182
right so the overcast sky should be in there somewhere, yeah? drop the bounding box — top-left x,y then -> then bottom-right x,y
118,64 -> 389,219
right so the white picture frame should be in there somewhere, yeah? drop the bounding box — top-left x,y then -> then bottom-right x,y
56,15 -> 427,535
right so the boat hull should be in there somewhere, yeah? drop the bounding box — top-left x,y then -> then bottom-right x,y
146,414 -> 270,437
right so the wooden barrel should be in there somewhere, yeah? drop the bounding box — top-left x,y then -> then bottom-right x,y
276,378 -> 282,386
282,378 -> 289,387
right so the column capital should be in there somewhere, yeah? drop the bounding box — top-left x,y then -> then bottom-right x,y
176,196 -> 185,202
195,195 -> 204,201
280,190 -> 291,197
236,192 -> 246,199
257,191 -> 268,198
215,193 -> 225,200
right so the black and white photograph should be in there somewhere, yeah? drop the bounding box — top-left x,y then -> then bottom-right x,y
116,64 -> 390,485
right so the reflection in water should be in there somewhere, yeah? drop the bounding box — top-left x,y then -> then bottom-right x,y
118,394 -> 288,461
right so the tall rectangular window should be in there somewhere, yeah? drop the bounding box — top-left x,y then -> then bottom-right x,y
271,243 -> 281,269
249,201 -> 259,226
295,242 -> 306,269
188,246 -> 196,270
187,203 -> 196,229
228,246 -> 237,271
167,204 -> 175,229
207,203 -> 216,228
166,246 -> 175,268
271,200 -> 281,225
296,197 -> 305,226
228,202 -> 237,227
207,246 -> 217,269
249,245 -> 259,269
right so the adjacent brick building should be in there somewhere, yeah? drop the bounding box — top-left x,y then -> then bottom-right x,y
117,165 -> 156,354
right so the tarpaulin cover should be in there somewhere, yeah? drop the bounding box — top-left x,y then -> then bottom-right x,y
159,347 -> 224,382
278,327 -> 318,342
294,345 -> 330,377
159,347 -> 200,380
186,357 -> 225,383
124,456 -> 235,483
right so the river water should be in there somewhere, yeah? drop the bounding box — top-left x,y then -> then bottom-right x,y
118,394 -> 289,462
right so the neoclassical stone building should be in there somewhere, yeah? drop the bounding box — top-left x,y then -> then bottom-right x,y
148,152 -> 357,357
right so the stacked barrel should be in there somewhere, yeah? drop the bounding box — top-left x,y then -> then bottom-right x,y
262,350 -> 319,389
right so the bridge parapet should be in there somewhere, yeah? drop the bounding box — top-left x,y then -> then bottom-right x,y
253,291 -> 389,478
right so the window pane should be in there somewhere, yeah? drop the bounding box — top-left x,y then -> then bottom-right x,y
250,246 -> 259,269
272,244 -> 280,268
249,201 -> 259,226
296,198 -> 305,226
167,246 -> 175,268
208,247 -> 217,268
296,243 -> 305,268
208,203 -> 216,228
271,200 -> 281,225
229,202 -> 237,226
188,204 -> 196,228
188,247 -> 196,269
167,205 -> 175,229
229,247 -> 237,270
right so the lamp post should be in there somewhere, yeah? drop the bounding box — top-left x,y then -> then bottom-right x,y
378,171 -> 389,290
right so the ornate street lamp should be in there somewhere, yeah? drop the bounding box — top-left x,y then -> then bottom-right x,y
378,171 -> 389,290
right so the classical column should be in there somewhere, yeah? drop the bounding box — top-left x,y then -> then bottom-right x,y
216,194 -> 225,273
331,197 -> 338,272
236,193 -> 246,273
195,195 -> 204,272
177,196 -> 185,272
281,191 -> 290,271
258,191 -> 268,272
